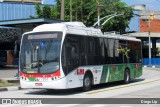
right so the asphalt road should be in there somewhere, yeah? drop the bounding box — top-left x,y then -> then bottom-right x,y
0,67 -> 160,107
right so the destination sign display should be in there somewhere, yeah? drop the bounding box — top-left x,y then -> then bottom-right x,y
28,34 -> 58,40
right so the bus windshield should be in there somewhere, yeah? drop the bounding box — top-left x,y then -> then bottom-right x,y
20,32 -> 62,74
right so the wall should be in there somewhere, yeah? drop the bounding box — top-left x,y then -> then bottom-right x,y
0,2 -> 36,21
140,19 -> 160,33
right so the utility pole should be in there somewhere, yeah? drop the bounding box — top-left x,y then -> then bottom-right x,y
97,0 -> 100,29
61,0 -> 64,20
81,0 -> 83,22
70,0 -> 72,21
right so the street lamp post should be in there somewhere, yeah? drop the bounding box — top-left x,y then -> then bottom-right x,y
148,14 -> 155,65
148,17 -> 151,65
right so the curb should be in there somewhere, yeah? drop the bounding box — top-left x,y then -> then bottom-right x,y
0,86 -> 24,92
0,88 -> 7,91
0,78 -> 19,83
143,66 -> 160,68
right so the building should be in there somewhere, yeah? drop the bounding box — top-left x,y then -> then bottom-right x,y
0,1 -> 40,65
126,4 -> 146,32
0,2 -> 40,21
0,1 -> 62,65
126,8 -> 160,65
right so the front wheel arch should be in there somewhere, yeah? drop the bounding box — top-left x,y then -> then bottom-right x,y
82,70 -> 93,91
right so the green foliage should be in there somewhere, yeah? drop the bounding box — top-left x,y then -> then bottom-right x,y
54,0 -> 133,33
34,4 -> 58,19
35,4 -> 43,18
101,0 -> 133,33
34,0 -> 133,33
42,5 -> 51,18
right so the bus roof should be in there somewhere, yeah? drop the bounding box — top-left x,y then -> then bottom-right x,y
25,22 -> 141,42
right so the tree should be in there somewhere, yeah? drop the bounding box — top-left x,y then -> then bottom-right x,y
42,5 -> 51,18
35,4 -> 43,18
100,0 -> 133,33
34,0 -> 133,33
34,4 -> 58,19
55,0 -> 133,33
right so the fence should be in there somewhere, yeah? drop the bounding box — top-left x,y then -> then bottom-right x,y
143,58 -> 160,66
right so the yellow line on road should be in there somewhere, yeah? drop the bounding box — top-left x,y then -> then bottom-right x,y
86,79 -> 160,94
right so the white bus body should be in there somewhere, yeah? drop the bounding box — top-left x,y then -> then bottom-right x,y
19,22 -> 142,91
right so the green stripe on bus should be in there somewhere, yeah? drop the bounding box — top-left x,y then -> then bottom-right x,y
100,64 -> 143,84
100,65 -> 109,83
28,78 -> 36,81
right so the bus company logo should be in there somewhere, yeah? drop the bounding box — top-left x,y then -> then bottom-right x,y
76,69 -> 84,75
2,99 -> 11,104
35,83 -> 43,86
136,64 -> 140,68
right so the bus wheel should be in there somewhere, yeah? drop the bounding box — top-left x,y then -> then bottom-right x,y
82,73 -> 92,91
124,69 -> 130,84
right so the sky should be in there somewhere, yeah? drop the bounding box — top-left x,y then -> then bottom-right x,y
42,0 -> 56,5
43,0 -> 160,11
121,0 -> 160,11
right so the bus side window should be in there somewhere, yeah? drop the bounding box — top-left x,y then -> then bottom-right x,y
107,39 -> 115,64
94,37 -> 104,65
128,41 -> 142,63
66,35 -> 79,73
79,36 -> 86,66
104,38 -> 109,64
86,37 -> 95,65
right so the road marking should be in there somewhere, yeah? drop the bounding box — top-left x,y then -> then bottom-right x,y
25,104 -> 75,107
0,104 -> 21,107
26,104 -> 50,107
120,106 -> 133,107
86,79 -> 160,94
87,104 -> 107,107
57,104 -> 79,107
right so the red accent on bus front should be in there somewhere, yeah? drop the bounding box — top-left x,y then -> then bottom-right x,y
19,69 -> 61,78
53,69 -> 60,76
76,69 -> 84,75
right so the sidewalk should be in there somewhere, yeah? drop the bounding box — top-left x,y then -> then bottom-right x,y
0,65 -> 18,78
0,65 -> 20,91
0,86 -> 22,91
0,79 -> 21,92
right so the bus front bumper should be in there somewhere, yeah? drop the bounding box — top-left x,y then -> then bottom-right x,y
20,77 -> 67,89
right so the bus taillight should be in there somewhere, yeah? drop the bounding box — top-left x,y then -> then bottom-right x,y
136,64 -> 140,69
76,69 -> 84,75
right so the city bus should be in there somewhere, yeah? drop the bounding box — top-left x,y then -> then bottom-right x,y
19,22 -> 142,91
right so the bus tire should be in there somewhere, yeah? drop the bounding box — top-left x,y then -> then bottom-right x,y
82,73 -> 92,91
124,69 -> 130,84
